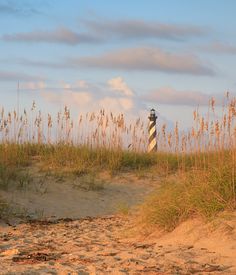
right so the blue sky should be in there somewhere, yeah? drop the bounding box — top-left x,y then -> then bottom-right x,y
0,0 -> 236,128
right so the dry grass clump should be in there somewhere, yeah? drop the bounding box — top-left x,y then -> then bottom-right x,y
141,163 -> 235,231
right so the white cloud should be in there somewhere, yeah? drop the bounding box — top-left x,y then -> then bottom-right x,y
76,80 -> 88,89
144,86 -> 225,106
200,42 -> 236,55
20,81 -> 46,90
2,19 -> 206,44
42,89 -> 92,107
98,96 -> 134,111
41,79 -> 221,129
13,47 -> 215,76
0,70 -> 44,82
58,80 -> 89,90
85,19 -> 207,41
2,27 -> 101,45
119,97 -> 134,110
108,76 -> 134,96
74,47 -> 215,76
41,78 -> 140,116
65,91 -> 92,106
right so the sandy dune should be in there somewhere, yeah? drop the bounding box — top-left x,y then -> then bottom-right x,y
0,173 -> 235,274
0,172 -> 155,220
0,214 -> 235,274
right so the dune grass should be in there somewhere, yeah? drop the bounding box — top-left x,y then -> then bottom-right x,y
0,142 -> 235,231
0,94 -> 236,229
0,143 -> 181,176
141,162 -> 235,231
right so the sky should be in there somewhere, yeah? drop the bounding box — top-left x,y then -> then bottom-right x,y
0,0 -> 236,129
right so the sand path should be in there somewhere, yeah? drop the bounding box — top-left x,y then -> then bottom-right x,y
0,173 -> 235,274
0,172 -> 155,220
0,215 -> 235,275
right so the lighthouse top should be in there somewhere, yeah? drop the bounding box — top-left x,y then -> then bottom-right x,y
149,109 -> 157,120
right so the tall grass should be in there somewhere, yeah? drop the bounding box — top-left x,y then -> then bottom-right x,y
141,164 -> 235,231
0,93 -> 236,228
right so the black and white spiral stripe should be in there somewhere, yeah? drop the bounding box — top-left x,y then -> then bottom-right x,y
148,120 -> 157,152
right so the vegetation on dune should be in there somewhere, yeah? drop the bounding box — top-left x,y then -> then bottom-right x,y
141,164 -> 235,231
0,93 -> 236,230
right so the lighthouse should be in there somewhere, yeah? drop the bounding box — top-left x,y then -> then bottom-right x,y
148,109 -> 157,152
